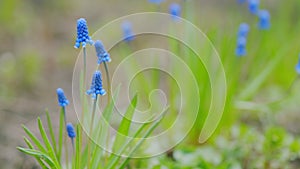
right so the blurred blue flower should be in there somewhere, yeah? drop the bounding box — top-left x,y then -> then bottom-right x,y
296,56 -> 300,74
122,21 -> 135,42
238,23 -> 250,37
169,3 -> 181,21
237,0 -> 247,4
56,88 -> 69,107
236,37 -> 247,57
248,0 -> 260,15
74,18 -> 94,49
87,71 -> 106,98
258,10 -> 270,30
94,40 -> 111,64
66,123 -> 76,138
148,0 -> 164,4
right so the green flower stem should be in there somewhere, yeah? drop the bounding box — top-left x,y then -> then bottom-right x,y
63,107 -> 67,126
81,47 -> 87,169
58,107 -> 66,164
88,95 -> 98,169
83,47 -> 87,83
64,133 -> 69,169
62,106 -> 69,169
103,62 -> 111,103
71,138 -> 74,153
81,47 -> 88,123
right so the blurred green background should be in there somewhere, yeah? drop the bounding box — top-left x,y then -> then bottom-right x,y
1,0 -> 300,168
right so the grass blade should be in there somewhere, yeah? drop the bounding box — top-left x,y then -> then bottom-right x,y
23,137 -> 48,169
75,124 -> 82,169
81,86 -> 120,169
112,94 -> 138,152
90,126 -> 103,169
238,47 -> 289,100
17,147 -> 58,169
118,114 -> 165,169
45,109 -> 58,156
22,125 -> 47,153
106,107 -> 169,169
37,117 -> 61,168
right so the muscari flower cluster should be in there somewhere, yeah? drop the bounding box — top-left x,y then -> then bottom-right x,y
56,88 -> 69,107
235,0 -> 270,56
169,3 -> 181,21
248,0 -> 260,15
94,40 -> 111,64
73,18 -> 112,99
236,23 -> 250,57
295,55 -> 300,74
122,21 -> 135,42
258,10 -> 270,30
55,18 -> 113,143
86,71 -> 106,99
66,123 -> 76,139
247,0 -> 270,30
74,18 -> 94,49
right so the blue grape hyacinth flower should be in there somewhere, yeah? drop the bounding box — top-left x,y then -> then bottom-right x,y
74,18 -> 94,49
238,23 -> 250,37
169,3 -> 181,21
248,0 -> 260,15
122,21 -> 135,42
66,123 -> 76,138
87,71 -> 106,98
236,37 -> 247,57
296,56 -> 300,74
56,88 -> 69,107
148,0 -> 164,4
258,10 -> 270,30
94,40 -> 111,64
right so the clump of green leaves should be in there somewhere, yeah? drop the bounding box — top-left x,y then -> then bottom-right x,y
135,125 -> 300,169
17,92 -> 166,169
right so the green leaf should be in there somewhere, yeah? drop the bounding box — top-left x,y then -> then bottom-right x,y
22,125 -> 47,153
90,126 -> 103,169
45,109 -> 58,156
100,85 -> 120,154
106,107 -> 169,169
118,110 -> 167,169
112,94 -> 138,152
23,137 -> 48,169
81,85 -> 121,169
238,47 -> 289,100
17,147 -> 58,169
75,124 -> 82,169
58,107 -> 64,163
37,117 -> 61,168
102,85 -> 120,121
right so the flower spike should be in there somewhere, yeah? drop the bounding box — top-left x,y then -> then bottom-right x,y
56,88 -> 69,107
258,10 -> 270,30
66,123 -> 76,138
87,71 -> 106,98
94,40 -> 111,64
248,0 -> 260,15
169,3 -> 181,21
238,23 -> 250,37
122,21 -> 135,42
236,37 -> 247,57
74,18 -> 94,49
